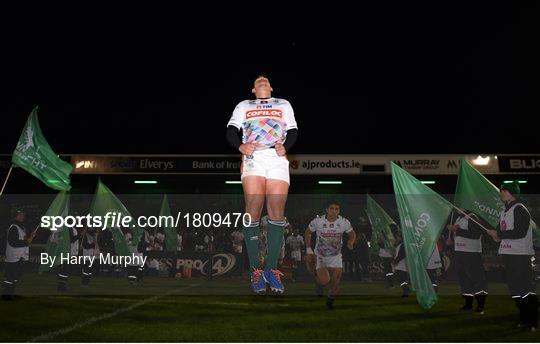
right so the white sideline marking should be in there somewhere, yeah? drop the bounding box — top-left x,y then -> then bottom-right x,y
27,284 -> 199,343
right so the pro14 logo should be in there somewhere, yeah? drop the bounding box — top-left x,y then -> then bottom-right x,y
176,253 -> 236,277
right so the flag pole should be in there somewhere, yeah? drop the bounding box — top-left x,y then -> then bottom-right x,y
447,210 -> 456,244
31,223 -> 40,236
0,165 -> 13,197
452,205 -> 492,233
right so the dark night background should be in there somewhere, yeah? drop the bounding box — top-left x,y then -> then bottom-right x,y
0,3 -> 537,156
0,4 -> 538,227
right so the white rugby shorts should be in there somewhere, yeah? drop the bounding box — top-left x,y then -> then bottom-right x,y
241,149 -> 289,184
316,254 -> 343,269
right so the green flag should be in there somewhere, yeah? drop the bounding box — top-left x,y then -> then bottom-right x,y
455,159 -> 503,227
88,179 -> 141,256
455,160 -> 540,247
391,162 -> 454,310
159,194 -> 177,253
366,194 -> 396,255
12,107 -> 72,190
39,191 -> 70,273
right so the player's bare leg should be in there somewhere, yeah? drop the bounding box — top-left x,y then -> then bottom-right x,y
265,179 -> 288,219
304,254 -> 321,295
329,268 -> 343,294
316,267 -> 331,298
327,267 -> 343,309
264,179 -> 289,292
243,176 -> 266,221
242,176 -> 266,293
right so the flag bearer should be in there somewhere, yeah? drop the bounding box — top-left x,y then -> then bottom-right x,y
447,208 -> 488,313
486,182 -> 538,332
2,210 -> 34,300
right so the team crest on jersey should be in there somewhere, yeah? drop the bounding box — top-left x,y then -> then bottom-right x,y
246,109 -> 283,119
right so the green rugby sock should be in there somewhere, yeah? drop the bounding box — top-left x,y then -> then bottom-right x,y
243,221 -> 261,270
266,219 -> 286,269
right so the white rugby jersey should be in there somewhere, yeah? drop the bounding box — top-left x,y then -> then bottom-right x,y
286,234 -> 304,251
309,215 -> 353,257
227,98 -> 297,147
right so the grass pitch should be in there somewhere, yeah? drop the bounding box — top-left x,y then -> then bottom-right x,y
1,274 -> 538,342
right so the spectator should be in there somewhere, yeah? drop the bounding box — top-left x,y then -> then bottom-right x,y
146,258 -> 160,277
